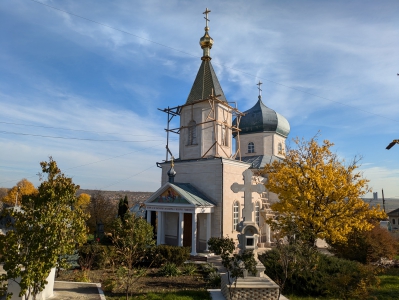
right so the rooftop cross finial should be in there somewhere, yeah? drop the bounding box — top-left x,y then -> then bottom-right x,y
257,81 -> 263,100
203,8 -> 211,31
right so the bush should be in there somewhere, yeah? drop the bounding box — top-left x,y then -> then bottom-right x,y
158,262 -> 181,277
329,224 -> 398,263
150,245 -> 190,267
259,245 -> 380,299
207,271 -> 221,287
181,263 -> 197,275
78,242 -> 102,271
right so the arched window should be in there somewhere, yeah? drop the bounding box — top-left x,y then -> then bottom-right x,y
248,142 -> 255,153
222,122 -> 229,146
278,143 -> 283,154
255,202 -> 260,226
188,120 -> 197,145
233,201 -> 240,231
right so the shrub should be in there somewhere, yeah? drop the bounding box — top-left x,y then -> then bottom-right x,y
181,263 -> 197,275
150,245 -> 190,267
73,270 -> 91,282
329,224 -> 398,263
158,262 -> 181,277
259,244 -> 380,299
200,263 -> 217,274
78,242 -> 102,271
207,271 -> 221,287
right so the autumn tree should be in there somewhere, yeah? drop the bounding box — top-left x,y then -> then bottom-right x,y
1,179 -> 37,206
86,191 -> 116,234
76,193 -> 91,210
0,187 -> 8,201
329,223 -> 398,263
0,157 -> 88,300
263,137 -> 386,246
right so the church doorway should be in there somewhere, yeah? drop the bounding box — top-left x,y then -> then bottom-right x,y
183,213 -> 192,247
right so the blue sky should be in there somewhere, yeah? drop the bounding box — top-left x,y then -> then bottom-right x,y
1,0 -> 399,197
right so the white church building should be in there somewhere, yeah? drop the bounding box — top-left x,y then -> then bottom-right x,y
145,10 -> 290,256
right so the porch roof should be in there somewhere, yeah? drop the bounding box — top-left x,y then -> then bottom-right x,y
145,182 -> 215,207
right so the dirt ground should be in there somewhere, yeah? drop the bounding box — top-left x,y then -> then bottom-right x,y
57,267 -> 209,294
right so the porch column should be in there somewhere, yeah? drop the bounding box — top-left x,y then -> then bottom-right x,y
161,212 -> 165,244
146,210 -> 151,224
205,213 -> 211,252
156,211 -> 162,245
178,212 -> 184,247
266,223 -> 271,244
191,212 -> 197,256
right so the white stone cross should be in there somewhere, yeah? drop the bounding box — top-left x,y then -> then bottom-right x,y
231,169 -> 265,224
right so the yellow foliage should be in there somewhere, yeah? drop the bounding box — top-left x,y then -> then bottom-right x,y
2,179 -> 37,206
77,193 -> 91,209
263,136 -> 386,245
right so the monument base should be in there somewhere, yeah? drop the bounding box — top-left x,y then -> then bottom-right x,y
8,267 -> 56,300
221,272 -> 279,300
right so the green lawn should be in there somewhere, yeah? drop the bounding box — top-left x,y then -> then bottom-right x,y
105,290 -> 211,300
369,267 -> 399,300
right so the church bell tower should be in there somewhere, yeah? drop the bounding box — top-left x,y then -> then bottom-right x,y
178,8 -> 239,160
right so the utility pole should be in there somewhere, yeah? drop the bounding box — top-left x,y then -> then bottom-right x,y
382,188 -> 386,212
386,139 -> 399,150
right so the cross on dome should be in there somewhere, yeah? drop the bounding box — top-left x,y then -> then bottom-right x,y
203,8 -> 211,31
257,81 -> 263,100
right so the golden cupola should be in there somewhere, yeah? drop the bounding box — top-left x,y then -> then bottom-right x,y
200,8 -> 213,60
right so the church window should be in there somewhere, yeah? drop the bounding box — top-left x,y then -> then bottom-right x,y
278,142 -> 283,154
222,122 -> 229,146
188,120 -> 197,145
248,142 -> 255,153
233,201 -> 239,230
255,202 -> 260,226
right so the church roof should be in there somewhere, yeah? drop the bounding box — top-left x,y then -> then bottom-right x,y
233,98 -> 290,138
387,208 -> 399,217
172,183 -> 215,206
145,182 -> 215,207
185,60 -> 227,104
240,155 -> 283,169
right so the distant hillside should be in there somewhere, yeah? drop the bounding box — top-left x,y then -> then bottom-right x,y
364,198 -> 399,213
77,189 -> 153,208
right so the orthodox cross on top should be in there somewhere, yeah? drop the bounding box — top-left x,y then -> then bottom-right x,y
203,8 -> 211,30
231,169 -> 265,225
257,81 -> 263,100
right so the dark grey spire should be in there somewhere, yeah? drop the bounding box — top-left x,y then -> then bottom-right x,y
185,60 -> 226,104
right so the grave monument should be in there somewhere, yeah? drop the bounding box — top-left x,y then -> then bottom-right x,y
220,169 -> 279,300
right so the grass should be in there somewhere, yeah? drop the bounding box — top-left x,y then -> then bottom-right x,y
369,267 -> 399,300
105,290 -> 212,300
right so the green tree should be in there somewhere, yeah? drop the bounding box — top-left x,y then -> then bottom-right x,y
0,157 -> 88,300
263,136 -> 386,246
2,179 -> 37,206
117,195 -> 129,222
109,212 -> 155,300
208,237 -> 256,300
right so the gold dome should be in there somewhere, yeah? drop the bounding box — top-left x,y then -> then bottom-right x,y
199,31 -> 214,49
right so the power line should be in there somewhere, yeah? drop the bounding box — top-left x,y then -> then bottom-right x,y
29,0 -> 399,124
0,142 -> 165,185
100,165 -> 156,190
0,130 -> 170,143
0,121 -> 162,137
